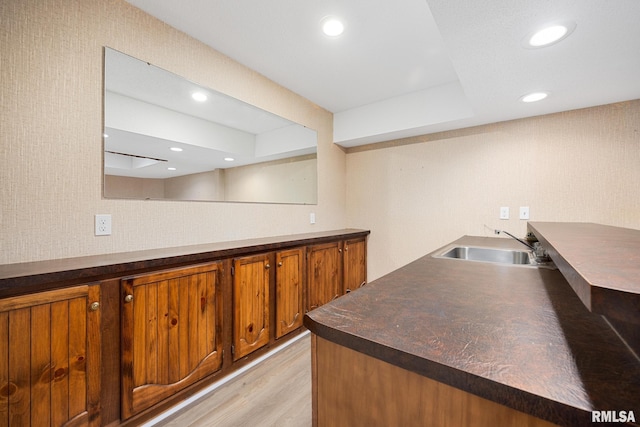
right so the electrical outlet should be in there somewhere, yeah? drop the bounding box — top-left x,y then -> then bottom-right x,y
95,214 -> 112,236
519,206 -> 530,220
499,207 -> 510,220
310,212 -> 316,224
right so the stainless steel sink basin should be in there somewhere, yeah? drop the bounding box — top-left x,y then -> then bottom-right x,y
434,246 -> 535,265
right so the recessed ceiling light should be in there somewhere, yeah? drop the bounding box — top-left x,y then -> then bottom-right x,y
321,16 -> 344,37
191,92 -> 208,102
168,167 -> 177,171
525,22 -> 575,48
103,133 -> 109,138
224,157 -> 235,162
170,147 -> 183,152
521,92 -> 549,103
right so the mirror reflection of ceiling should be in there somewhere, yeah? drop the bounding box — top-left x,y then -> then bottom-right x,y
104,48 -> 317,180
125,0 -> 640,147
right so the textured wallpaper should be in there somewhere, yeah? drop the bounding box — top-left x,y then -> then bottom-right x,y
1,0 -> 341,264
2,0 -> 638,279
346,100 -> 640,281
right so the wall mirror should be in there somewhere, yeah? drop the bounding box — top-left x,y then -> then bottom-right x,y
103,47 -> 317,204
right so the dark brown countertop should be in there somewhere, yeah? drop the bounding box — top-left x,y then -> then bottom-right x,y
304,235 -> 640,426
529,222 -> 640,325
0,229 -> 369,299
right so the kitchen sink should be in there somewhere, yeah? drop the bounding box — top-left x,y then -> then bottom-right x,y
434,246 -> 535,265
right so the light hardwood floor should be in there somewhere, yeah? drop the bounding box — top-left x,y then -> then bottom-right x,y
151,333 -> 312,427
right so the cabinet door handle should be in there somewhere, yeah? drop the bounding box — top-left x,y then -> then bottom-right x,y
89,302 -> 100,311
278,262 -> 283,267
265,263 -> 270,269
124,294 -> 134,303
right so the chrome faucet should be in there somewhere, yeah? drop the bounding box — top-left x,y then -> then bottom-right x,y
495,229 -> 550,261
495,229 -> 535,250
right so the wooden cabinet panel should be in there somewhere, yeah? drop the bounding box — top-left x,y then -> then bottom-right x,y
307,242 -> 342,312
343,238 -> 367,293
121,263 -> 222,419
233,255 -> 270,360
0,285 -> 101,427
313,336 -> 557,427
275,248 -> 304,339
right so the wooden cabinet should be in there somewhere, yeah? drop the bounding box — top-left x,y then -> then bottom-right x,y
343,237 -> 367,294
0,229 -> 368,425
232,255 -> 270,360
121,263 -> 222,419
275,248 -> 304,339
307,242 -> 343,312
307,237 -> 368,311
0,285 -> 101,427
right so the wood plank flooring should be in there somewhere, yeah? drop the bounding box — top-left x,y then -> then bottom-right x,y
151,333 -> 312,427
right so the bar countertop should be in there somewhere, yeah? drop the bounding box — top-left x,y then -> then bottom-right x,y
0,228 -> 370,299
528,222 -> 640,325
304,235 -> 640,426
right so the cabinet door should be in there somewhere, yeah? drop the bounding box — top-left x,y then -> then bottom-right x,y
343,237 -> 367,293
307,242 -> 342,312
275,248 -> 304,339
0,285 -> 101,427
121,263 -> 222,419
233,254 -> 270,361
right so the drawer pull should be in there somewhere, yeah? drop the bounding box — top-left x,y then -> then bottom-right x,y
124,294 -> 133,303
89,302 -> 100,311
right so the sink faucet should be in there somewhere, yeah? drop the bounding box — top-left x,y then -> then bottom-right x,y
494,229 -> 536,250
495,229 -> 550,261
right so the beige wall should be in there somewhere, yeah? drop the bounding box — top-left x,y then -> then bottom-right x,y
104,175 -> 165,199
1,0 -> 343,264
3,0 -> 638,283
106,156 -> 316,203
105,171 -> 225,201
165,170 -> 226,202
225,155 -> 317,204
346,101 -> 640,281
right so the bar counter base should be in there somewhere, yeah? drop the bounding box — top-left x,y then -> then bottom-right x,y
311,335 -> 557,427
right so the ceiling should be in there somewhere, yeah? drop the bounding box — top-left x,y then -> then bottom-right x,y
124,0 -> 640,148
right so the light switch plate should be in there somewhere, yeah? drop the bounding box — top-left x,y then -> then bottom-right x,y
499,207 -> 510,220
519,206 -> 530,220
310,212 -> 316,224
